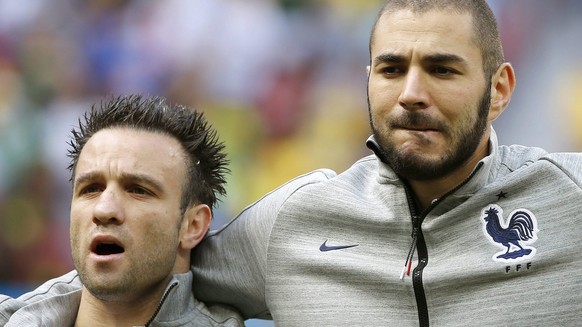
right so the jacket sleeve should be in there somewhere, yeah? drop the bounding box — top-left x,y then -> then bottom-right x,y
0,270 -> 81,323
0,296 -> 25,325
190,168 -> 336,320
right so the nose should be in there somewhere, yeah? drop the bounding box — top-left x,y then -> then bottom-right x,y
93,188 -> 124,226
398,68 -> 430,110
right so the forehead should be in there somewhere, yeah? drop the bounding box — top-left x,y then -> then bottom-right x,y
372,9 -> 481,65
76,128 -> 187,182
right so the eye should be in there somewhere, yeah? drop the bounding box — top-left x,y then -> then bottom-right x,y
79,184 -> 104,195
380,66 -> 404,75
432,66 -> 455,76
127,185 -> 153,196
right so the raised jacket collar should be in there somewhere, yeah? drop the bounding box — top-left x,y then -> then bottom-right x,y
3,272 -> 209,326
365,128 -> 502,210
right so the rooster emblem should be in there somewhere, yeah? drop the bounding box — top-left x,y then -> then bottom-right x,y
481,205 -> 539,262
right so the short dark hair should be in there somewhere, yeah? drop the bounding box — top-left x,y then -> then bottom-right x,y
67,94 -> 229,212
369,0 -> 505,79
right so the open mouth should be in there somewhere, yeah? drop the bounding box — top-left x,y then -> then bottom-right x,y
94,242 -> 125,255
91,237 -> 125,256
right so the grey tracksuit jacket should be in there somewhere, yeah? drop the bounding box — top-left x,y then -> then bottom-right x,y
191,129 -> 582,326
0,271 -> 242,327
3,130 -> 581,326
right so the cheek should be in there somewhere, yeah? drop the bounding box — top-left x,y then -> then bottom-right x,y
369,100 -> 394,132
368,78 -> 399,110
437,83 -> 487,115
69,205 -> 85,234
69,206 -> 87,257
442,103 -> 481,141
141,219 -> 181,253
142,210 -> 181,238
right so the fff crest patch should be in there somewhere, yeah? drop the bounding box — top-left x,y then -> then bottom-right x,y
480,204 -> 539,263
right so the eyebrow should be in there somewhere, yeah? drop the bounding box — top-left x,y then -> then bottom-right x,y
73,172 -> 100,190
423,53 -> 467,67
373,53 -> 468,67
74,171 -> 164,192
373,53 -> 407,65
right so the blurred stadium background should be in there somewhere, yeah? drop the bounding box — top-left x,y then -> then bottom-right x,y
0,0 -> 581,326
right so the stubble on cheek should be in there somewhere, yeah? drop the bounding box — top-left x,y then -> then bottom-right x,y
69,221 -> 83,272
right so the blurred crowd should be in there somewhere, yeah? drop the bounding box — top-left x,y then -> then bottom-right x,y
0,0 -> 581,314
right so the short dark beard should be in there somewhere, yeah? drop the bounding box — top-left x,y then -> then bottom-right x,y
369,83 -> 491,181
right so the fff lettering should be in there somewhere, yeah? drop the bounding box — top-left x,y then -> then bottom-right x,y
505,262 -> 532,273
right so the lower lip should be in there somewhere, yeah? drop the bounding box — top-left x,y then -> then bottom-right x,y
89,252 -> 125,264
399,128 -> 440,136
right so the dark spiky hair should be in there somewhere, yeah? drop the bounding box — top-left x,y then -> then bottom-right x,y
67,94 -> 229,212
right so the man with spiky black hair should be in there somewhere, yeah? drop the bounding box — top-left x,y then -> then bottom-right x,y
0,95 -> 242,327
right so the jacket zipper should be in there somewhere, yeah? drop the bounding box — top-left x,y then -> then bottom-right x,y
403,162 -> 484,327
144,282 -> 178,327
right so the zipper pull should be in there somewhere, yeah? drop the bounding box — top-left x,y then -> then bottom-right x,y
400,228 -> 418,280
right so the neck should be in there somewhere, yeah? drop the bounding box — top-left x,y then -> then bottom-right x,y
409,174 -> 466,211
74,285 -> 166,327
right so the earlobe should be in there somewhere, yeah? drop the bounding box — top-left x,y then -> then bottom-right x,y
488,62 -> 516,121
179,204 -> 211,251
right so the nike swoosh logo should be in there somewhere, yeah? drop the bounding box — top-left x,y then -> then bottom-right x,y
319,240 -> 359,252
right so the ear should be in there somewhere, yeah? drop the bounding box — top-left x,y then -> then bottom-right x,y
179,204 -> 211,251
488,62 -> 516,122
